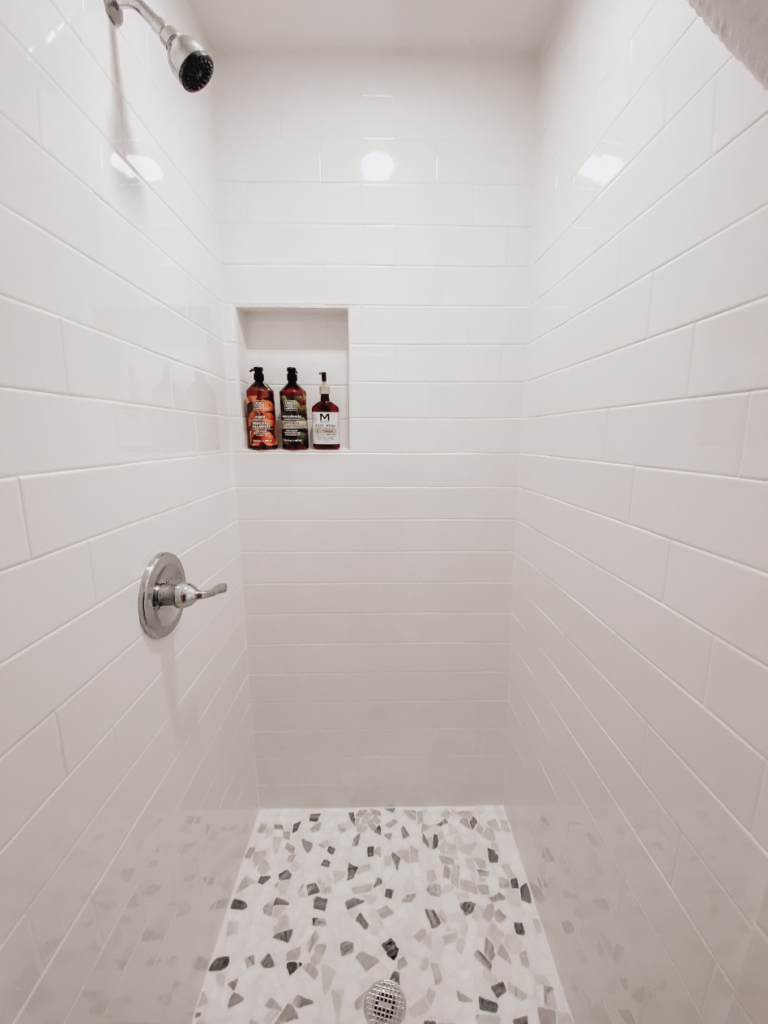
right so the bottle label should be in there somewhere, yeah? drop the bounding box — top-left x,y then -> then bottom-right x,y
313,410 -> 339,444
281,393 -> 308,446
247,398 -> 277,449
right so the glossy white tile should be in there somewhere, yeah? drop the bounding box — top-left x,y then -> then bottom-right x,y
0,478 -> 30,571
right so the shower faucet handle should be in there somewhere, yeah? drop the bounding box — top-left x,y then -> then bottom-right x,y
154,581 -> 228,609
138,552 -> 228,639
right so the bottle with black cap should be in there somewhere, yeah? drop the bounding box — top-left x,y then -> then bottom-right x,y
245,366 -> 277,450
279,367 -> 308,450
312,372 -> 340,450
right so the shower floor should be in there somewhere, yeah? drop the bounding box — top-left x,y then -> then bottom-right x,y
195,807 -> 571,1024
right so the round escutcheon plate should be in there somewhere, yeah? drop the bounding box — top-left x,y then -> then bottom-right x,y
138,551 -> 185,639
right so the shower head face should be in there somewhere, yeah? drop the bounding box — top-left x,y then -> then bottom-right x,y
167,33 -> 214,92
180,49 -> 214,92
364,980 -> 407,1024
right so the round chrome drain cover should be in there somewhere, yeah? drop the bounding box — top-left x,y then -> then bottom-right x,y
364,979 -> 407,1024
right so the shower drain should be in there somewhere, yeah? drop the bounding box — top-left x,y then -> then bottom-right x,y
363,979 -> 407,1024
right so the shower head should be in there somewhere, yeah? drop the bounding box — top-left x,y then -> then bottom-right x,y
167,34 -> 214,92
104,0 -> 213,92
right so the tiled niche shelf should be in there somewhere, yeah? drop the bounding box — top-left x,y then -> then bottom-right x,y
237,307 -> 349,451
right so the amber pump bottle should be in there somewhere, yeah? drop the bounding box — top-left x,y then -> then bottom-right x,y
279,367 -> 308,450
312,372 -> 340,450
246,367 -> 277,450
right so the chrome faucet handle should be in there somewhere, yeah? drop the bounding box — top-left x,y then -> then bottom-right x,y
154,581 -> 228,609
184,581 -> 227,604
139,553 -> 228,639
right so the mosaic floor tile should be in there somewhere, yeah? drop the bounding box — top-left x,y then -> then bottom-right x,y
195,808 -> 572,1024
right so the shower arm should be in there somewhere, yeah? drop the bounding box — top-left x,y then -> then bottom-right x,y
105,0 -> 176,46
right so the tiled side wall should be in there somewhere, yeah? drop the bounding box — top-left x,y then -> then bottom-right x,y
214,55 -> 533,806
506,2 -> 768,1023
0,2 -> 255,1022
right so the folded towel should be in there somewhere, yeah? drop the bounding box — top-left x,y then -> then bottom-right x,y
689,0 -> 768,88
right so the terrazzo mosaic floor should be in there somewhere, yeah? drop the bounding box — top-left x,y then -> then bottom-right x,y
195,808 -> 572,1024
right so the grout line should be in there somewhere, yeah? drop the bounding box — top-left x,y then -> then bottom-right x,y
737,392 -> 753,479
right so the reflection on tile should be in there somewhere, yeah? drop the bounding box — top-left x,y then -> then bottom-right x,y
196,807 -> 571,1024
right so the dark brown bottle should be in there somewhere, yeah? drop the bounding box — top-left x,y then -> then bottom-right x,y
312,372 -> 340,450
246,367 -> 277,450
279,367 -> 308,450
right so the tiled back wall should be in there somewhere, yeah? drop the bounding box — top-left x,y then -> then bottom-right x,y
214,55 -> 534,807
0,2 -> 256,1022
506,2 -> 768,1023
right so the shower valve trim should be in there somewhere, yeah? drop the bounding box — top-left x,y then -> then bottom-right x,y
104,0 -> 214,92
139,552 -> 228,639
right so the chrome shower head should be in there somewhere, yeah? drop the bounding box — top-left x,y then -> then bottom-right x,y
104,0 -> 213,92
166,33 -> 214,92
363,980 -> 407,1024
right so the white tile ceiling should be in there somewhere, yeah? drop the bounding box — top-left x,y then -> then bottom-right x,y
188,0 -> 564,55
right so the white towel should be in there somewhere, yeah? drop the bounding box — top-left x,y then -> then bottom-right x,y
689,0 -> 768,88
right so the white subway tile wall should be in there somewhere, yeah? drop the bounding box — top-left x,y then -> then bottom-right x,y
0,2 -> 255,1023
508,2 -> 768,1024
214,54 -> 532,808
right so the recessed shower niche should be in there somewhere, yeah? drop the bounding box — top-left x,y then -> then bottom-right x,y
237,307 -> 350,450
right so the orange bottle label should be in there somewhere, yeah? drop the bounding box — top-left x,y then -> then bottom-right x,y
247,398 -> 277,448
